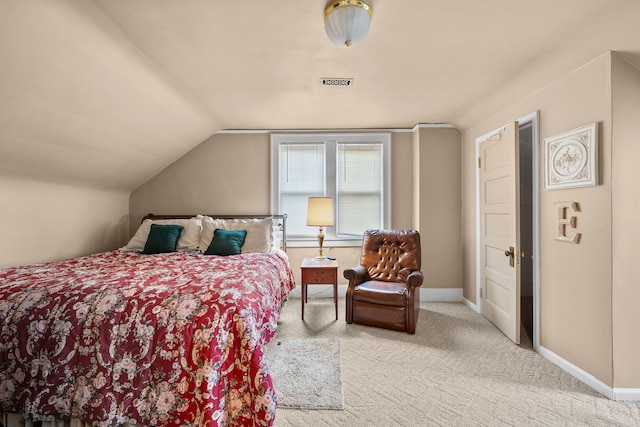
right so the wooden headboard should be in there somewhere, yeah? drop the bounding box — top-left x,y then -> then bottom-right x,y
142,213 -> 288,252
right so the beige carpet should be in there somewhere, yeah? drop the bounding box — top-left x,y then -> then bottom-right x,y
272,298 -> 640,427
266,338 -> 344,410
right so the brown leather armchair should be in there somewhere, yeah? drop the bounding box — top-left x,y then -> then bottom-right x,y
344,229 -> 423,334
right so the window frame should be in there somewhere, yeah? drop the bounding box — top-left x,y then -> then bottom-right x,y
270,132 -> 391,247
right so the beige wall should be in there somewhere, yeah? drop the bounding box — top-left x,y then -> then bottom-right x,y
462,54 -> 614,385
130,132 -> 272,225
611,54 -> 640,388
414,126 -> 462,288
130,128 -> 462,291
0,175 -> 129,268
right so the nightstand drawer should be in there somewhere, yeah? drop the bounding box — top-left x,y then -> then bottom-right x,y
306,269 -> 332,283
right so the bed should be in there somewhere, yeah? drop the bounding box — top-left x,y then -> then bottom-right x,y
0,214 -> 295,427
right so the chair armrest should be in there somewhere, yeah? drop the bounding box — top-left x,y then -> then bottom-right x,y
406,271 -> 424,288
343,265 -> 368,287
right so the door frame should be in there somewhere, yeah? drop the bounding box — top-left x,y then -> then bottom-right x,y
475,111 -> 540,350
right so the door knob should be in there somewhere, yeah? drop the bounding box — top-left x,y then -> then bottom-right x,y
505,246 -> 515,267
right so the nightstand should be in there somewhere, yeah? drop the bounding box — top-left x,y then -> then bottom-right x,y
300,258 -> 339,320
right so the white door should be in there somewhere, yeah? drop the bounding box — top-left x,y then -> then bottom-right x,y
479,122 -> 521,344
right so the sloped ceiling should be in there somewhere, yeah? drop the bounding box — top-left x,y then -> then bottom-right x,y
1,0 -> 640,190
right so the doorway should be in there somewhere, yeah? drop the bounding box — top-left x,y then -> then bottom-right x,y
519,121 -> 534,345
475,111 -> 540,350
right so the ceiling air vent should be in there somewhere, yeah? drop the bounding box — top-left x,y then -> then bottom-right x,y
321,78 -> 353,87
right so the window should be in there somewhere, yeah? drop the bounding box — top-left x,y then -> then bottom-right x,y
270,133 -> 391,245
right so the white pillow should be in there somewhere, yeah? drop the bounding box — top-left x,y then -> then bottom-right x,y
223,217 -> 274,253
198,216 -> 226,252
125,218 -> 203,252
199,216 -> 274,253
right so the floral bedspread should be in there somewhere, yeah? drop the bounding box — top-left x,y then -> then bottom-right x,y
0,250 -> 295,426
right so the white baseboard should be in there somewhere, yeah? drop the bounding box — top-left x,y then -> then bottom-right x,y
538,345 -> 640,401
463,297 -> 480,313
612,388 -> 640,401
421,288 -> 463,302
287,285 -> 343,299
288,285 -> 463,302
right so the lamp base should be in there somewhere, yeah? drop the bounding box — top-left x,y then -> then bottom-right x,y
315,226 -> 326,261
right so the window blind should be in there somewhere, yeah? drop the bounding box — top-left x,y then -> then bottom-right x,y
337,143 -> 383,236
279,143 -> 325,237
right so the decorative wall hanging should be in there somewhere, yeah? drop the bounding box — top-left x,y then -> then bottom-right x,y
556,201 -> 581,244
544,122 -> 598,190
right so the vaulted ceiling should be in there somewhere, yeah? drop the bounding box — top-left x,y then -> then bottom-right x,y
1,0 -> 639,190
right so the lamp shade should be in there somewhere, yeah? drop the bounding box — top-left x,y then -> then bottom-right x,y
324,0 -> 372,48
307,197 -> 335,226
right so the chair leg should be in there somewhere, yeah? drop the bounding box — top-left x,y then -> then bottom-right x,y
406,318 -> 416,334
345,288 -> 354,324
406,296 -> 418,334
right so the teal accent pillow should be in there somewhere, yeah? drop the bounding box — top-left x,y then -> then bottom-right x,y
205,229 -> 248,256
142,224 -> 184,254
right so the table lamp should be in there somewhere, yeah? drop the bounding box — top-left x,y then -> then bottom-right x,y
306,197 -> 334,260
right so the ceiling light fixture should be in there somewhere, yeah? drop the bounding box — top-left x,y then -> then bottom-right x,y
324,0 -> 372,48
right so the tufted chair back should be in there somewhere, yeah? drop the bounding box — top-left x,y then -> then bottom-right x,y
361,229 -> 421,283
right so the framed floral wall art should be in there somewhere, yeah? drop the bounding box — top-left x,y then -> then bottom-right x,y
544,122 -> 598,190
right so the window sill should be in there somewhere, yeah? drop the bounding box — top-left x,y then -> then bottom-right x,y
285,238 -> 363,248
